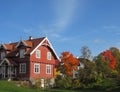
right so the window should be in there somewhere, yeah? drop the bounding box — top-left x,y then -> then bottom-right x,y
46,64 -> 51,74
1,52 -> 5,60
20,49 -> 25,58
34,63 -> 40,74
36,50 -> 40,58
47,52 -> 51,60
19,63 -> 26,73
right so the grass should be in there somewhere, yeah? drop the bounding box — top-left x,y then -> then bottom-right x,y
0,80 -> 39,92
0,80 -> 120,92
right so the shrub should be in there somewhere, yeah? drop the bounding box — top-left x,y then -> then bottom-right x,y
72,79 -> 81,89
32,78 -> 42,89
55,76 -> 72,89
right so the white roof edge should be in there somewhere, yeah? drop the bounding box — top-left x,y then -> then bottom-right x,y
30,37 -> 60,61
30,37 -> 46,55
16,40 -> 27,48
45,37 -> 60,61
1,44 -> 7,50
0,58 -> 10,66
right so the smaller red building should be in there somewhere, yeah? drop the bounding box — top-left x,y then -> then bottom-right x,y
0,36 -> 60,82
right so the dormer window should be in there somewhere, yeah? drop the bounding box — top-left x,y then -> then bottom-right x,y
36,50 -> 40,58
20,49 -> 25,58
1,52 -> 5,60
47,52 -> 51,60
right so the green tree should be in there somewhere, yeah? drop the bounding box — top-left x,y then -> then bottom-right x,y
95,54 -> 111,78
78,59 -> 96,88
110,47 -> 120,77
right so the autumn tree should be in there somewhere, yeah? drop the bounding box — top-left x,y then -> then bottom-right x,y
60,51 -> 79,77
101,50 -> 116,70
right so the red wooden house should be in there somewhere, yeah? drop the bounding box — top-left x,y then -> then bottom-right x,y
0,36 -> 60,82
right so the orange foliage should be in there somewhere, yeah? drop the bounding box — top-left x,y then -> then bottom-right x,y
60,52 -> 79,76
101,50 -> 116,70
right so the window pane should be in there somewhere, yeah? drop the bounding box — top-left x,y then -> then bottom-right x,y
20,49 -> 25,58
19,63 -> 26,73
34,63 -> 40,74
36,50 -> 40,58
47,52 -> 51,60
46,65 -> 51,74
1,52 -> 5,60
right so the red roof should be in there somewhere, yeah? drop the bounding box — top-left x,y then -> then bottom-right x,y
4,44 -> 13,50
26,37 -> 45,54
2,37 -> 45,56
0,37 -> 60,66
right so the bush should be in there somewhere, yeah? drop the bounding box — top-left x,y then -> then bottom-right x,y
72,79 -> 81,89
55,76 -> 72,89
93,78 -> 118,91
32,78 -> 42,89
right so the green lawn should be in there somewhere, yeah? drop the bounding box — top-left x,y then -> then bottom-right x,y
0,80 -> 119,92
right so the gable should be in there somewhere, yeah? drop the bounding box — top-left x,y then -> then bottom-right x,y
30,37 -> 60,61
16,40 -> 27,48
42,39 -> 50,46
0,58 -> 17,66
0,44 -> 7,50
0,58 -> 10,65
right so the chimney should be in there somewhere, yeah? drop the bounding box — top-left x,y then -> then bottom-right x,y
29,36 -> 33,40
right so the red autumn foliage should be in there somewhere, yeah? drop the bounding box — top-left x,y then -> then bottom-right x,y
101,50 -> 116,70
60,51 -> 79,76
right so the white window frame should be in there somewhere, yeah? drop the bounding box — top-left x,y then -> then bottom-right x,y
36,50 -> 40,58
1,52 -> 5,60
19,63 -> 26,73
34,63 -> 40,74
47,52 -> 51,60
20,49 -> 25,58
46,64 -> 51,74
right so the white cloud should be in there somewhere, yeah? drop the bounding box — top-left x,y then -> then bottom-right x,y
40,0 -> 81,38
103,26 -> 118,29
23,28 -> 32,33
53,0 -> 78,31
23,0 -> 84,40
49,33 -> 61,38
116,32 -> 120,35
115,42 -> 120,47
93,39 -> 103,44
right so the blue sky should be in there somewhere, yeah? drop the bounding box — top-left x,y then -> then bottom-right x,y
0,0 -> 120,57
